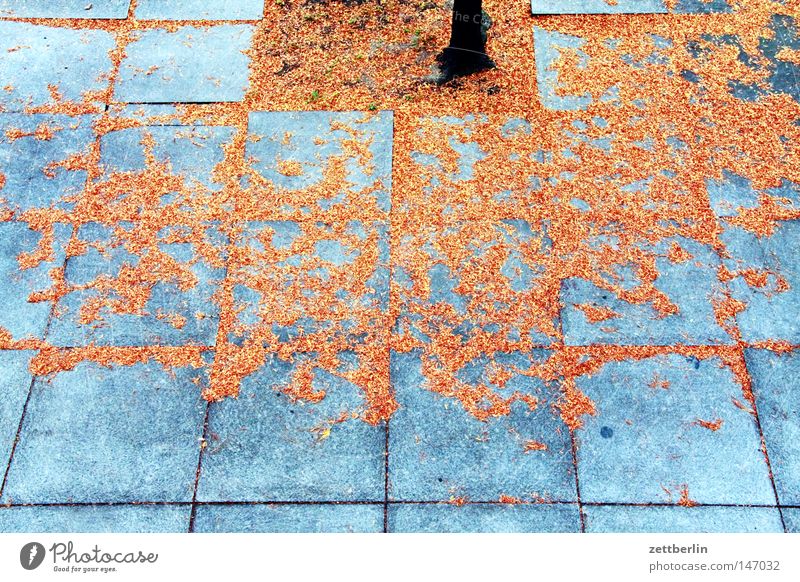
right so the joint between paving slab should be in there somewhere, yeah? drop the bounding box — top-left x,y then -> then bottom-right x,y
188,401 -> 212,533
0,373 -> 36,500
569,428 -> 587,532
580,501 -> 785,509
740,344 -> 789,532
699,174 -> 789,528
2,500 -> 792,509
554,290 -> 585,532
383,419 -> 390,533
0,225 -> 74,500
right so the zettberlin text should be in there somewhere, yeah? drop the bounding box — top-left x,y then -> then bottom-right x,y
649,544 -> 708,554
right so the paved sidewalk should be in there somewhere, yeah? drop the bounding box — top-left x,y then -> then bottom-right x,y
0,0 -> 798,532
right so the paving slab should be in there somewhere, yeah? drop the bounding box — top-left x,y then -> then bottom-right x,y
42,123 -> 233,346
533,28 -> 593,111
584,506 -> 784,533
2,360 -> 207,504
389,350 -> 576,502
196,354 -> 385,502
47,222 -> 226,346
759,14 -> 800,101
0,351 -> 34,477
0,504 -> 190,533
720,221 -> 800,344
107,104 -> 210,125
395,220 -> 558,346
532,27 -> 682,110
135,0 -> 263,21
706,171 -> 800,218
0,1 -> 130,18
245,111 -> 393,215
388,503 -> 581,533
784,509 -> 800,533
403,115 -> 544,221
531,0 -> 667,14
561,237 -> 733,345
97,124 -> 236,189
534,24 -> 773,112
575,354 -> 775,505
0,22 -> 115,112
686,16 -> 800,103
0,0 -> 131,19
408,115 -> 489,186
530,0 -> 731,14
745,349 -> 800,506
193,503 -> 383,533
115,25 -> 254,103
0,114 -> 97,211
228,220 -> 388,343
0,222 -> 71,341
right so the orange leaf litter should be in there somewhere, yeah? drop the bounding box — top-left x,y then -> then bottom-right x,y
0,0 -> 798,437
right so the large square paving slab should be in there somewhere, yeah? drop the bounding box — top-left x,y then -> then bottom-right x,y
96,124 -> 237,191
531,0 -> 667,14
574,353 -> 775,505
389,350 -> 576,503
400,114 -> 536,220
561,237 -> 733,345
0,114 -> 97,211
530,0 -> 731,14
745,348 -> 800,506
0,505 -> 190,533
135,0 -> 263,21
0,22 -> 115,112
44,124 -> 235,346
115,25 -> 254,103
0,1 -> 130,18
0,222 -> 71,341
226,220 -> 388,344
388,503 -> 581,533
584,506 -> 784,533
2,360 -> 207,504
719,221 -> 800,344
196,355 -> 386,502
0,350 -> 35,477
245,111 -> 393,217
193,504 -> 383,533
46,222 -> 226,346
395,220 -> 559,346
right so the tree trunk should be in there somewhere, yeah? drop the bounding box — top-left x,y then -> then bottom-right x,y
448,0 -> 485,55
425,0 -> 493,84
